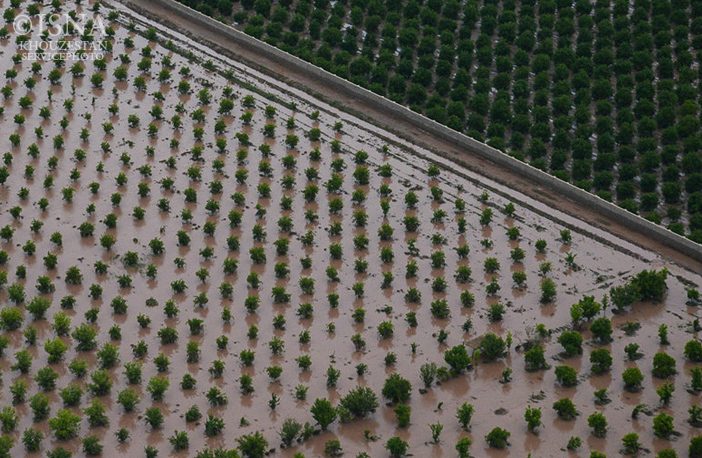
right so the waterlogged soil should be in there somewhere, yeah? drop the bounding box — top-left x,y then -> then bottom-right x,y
0,1 -> 699,457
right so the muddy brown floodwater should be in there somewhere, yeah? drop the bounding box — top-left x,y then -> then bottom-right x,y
0,1 -> 700,457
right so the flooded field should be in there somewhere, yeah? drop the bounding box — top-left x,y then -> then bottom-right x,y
0,1 -> 700,457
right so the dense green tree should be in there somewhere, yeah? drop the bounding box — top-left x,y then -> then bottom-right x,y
310,398 -> 336,430
382,374 -> 412,404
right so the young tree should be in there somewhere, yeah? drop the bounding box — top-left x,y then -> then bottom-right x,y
524,406 -> 542,432
48,409 -> 81,440
338,387 -> 378,419
394,404 -> 411,428
144,407 -> 164,429
456,403 -> 475,430
429,422 -> 443,444
444,344 -> 471,374
22,428 -> 43,452
419,363 -> 438,389
590,349 -> 613,374
455,437 -> 472,458
386,436 -> 409,457
382,373 -> 412,404
310,398 -> 336,430
631,269 -> 668,301
553,398 -> 578,420
555,365 -> 578,387
656,448 -> 677,458
236,432 -> 268,458
558,330 -> 583,356
485,427 -> 510,449
652,352 -> 676,378
590,318 -> 612,343
524,345 -> 548,371
540,278 -> 557,303
622,367 -> 644,392
685,339 -> 702,362
657,383 -> 675,405
691,435 -> 702,457
690,404 -> 702,428
587,412 -> 607,437
479,333 -> 506,361
279,418 -> 302,448
622,432 -> 641,455
653,413 -> 675,438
